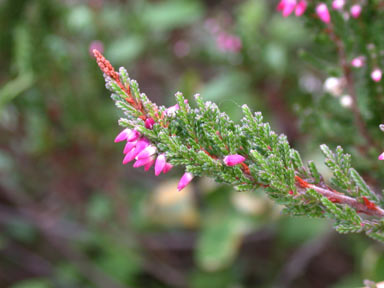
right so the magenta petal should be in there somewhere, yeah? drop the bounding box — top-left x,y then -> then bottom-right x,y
316,3 -> 331,23
223,154 -> 246,166
282,0 -> 297,17
155,154 -> 166,176
295,0 -> 307,16
126,129 -> 140,142
134,138 -> 150,155
133,156 -> 155,168
144,159 -> 155,171
136,145 -> 157,160
114,128 -> 129,143
123,141 -> 137,154
163,163 -> 173,174
145,118 -> 155,129
123,148 -> 137,164
379,152 -> 384,161
177,172 -> 194,191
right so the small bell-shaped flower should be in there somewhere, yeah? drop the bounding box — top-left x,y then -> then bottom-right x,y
114,128 -> 140,143
223,154 -> 246,166
136,145 -> 157,160
155,154 -> 166,176
177,172 -> 194,191
316,3 -> 331,24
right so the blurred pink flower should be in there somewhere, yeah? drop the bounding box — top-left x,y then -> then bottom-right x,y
277,0 -> 297,17
332,0 -> 345,10
295,1 -> 307,16
351,56 -> 364,68
216,33 -> 242,53
316,3 -> 331,24
371,69 -> 382,82
350,4 -> 362,18
89,40 -> 104,57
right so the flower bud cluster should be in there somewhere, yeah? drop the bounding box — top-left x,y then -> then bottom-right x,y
115,127 -> 173,175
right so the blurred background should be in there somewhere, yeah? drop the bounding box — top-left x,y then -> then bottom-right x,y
1,0 -> 384,287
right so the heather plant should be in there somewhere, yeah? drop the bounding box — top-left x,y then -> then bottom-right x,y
94,0 -> 384,246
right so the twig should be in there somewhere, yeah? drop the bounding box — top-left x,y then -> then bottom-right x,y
295,176 -> 384,218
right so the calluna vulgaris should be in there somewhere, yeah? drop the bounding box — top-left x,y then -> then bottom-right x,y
94,1 -> 384,245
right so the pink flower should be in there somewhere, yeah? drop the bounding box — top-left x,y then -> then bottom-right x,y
351,56 -> 364,68
295,1 -> 307,16
155,154 -> 166,176
134,138 -> 150,155
123,140 -> 137,154
379,152 -> 384,161
114,128 -> 140,143
144,158 -> 156,171
277,0 -> 297,17
332,0 -> 345,10
133,155 -> 156,168
145,118 -> 155,129
136,145 -> 157,160
223,154 -> 246,166
123,148 -> 138,164
371,69 -> 382,82
316,3 -> 331,24
177,172 -> 194,191
217,33 -> 242,53
165,104 -> 180,116
350,4 -> 362,18
163,163 -> 173,174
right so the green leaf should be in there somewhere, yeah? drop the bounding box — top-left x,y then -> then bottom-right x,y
196,213 -> 251,271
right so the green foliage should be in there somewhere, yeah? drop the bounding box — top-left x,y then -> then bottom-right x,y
3,0 -> 384,287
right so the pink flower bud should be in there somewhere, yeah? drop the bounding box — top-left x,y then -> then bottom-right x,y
379,152 -> 384,160
144,158 -> 156,171
114,128 -> 130,143
133,156 -> 156,168
134,138 -> 150,156
123,148 -> 138,164
332,0 -> 345,10
351,56 -> 364,68
177,172 -> 194,191
126,129 -> 140,142
350,4 -> 362,18
223,154 -> 246,166
295,1 -> 307,16
145,118 -> 155,129
316,3 -> 331,24
123,140 -> 137,154
136,145 -> 157,160
371,69 -> 382,82
115,129 -> 140,143
163,163 -> 173,174
277,0 -> 297,17
155,154 -> 166,176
